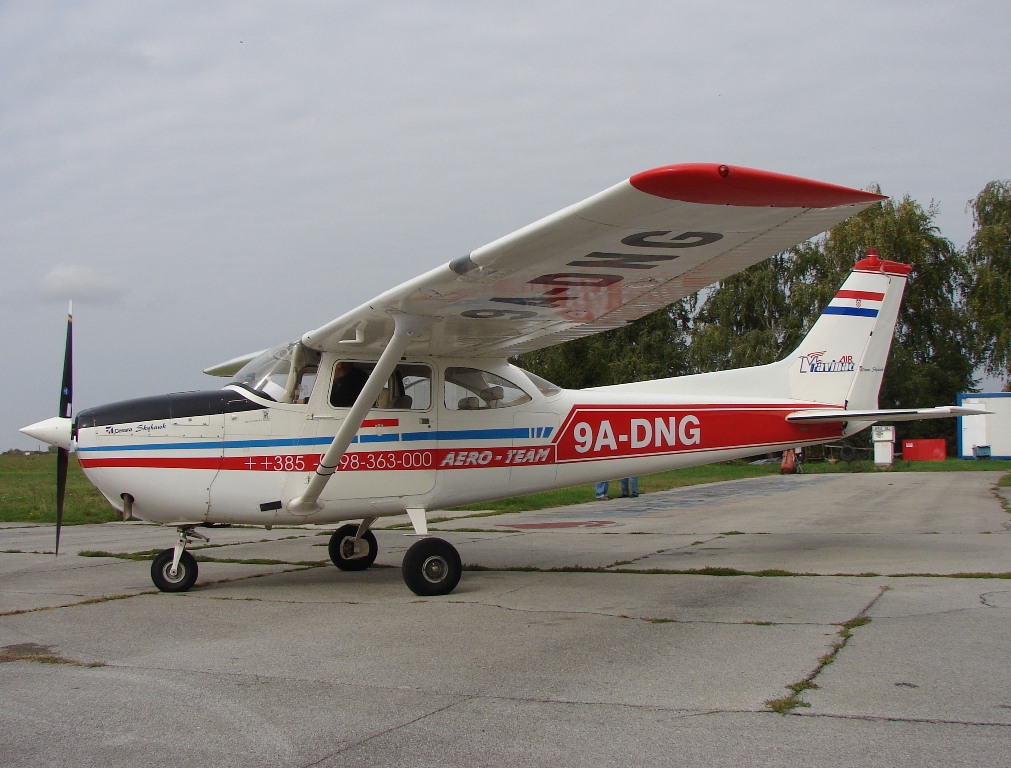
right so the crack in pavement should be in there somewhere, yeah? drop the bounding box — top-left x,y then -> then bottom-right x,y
790,710 -> 1011,728
298,698 -> 470,767
764,586 -> 889,714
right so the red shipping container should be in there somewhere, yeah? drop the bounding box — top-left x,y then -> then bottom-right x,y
902,439 -> 946,461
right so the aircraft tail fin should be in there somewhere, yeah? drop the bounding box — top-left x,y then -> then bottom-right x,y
785,251 -> 910,408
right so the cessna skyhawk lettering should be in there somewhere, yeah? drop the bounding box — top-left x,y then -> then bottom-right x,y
22,163 -> 986,597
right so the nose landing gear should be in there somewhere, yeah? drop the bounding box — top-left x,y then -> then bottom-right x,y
328,521 -> 379,571
150,525 -> 208,593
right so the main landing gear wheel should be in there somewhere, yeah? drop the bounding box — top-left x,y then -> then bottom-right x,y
402,537 -> 461,596
151,549 -> 198,593
328,524 -> 379,571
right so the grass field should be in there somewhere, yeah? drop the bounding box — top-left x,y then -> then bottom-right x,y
2,452 -> 1009,525
0,453 -> 119,525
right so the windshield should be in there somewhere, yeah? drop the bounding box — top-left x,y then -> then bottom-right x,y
230,341 -> 322,403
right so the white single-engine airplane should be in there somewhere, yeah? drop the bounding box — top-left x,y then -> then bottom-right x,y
22,163 -> 985,596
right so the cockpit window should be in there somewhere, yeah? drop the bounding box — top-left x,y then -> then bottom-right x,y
444,367 -> 532,410
519,368 -> 562,397
230,341 -> 322,403
329,362 -> 431,410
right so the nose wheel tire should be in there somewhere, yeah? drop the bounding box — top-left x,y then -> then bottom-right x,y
402,537 -> 462,596
151,549 -> 198,592
328,524 -> 379,571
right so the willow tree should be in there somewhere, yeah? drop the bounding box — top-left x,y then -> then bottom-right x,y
966,180 -> 1011,389
514,299 -> 694,389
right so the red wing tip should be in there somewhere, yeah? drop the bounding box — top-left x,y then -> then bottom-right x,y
629,163 -> 887,208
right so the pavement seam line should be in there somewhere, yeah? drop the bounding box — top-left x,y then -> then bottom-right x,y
298,697 -> 471,767
792,710 -> 1011,728
0,590 -> 156,617
462,564 -> 1011,579
764,585 -> 889,715
0,565 -> 320,617
438,598 -> 825,627
78,550 -> 330,567
992,481 -> 1011,526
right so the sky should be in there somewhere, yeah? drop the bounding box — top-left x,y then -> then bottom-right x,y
3,0 -> 1009,450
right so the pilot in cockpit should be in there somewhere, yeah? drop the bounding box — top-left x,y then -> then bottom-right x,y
330,362 -> 369,407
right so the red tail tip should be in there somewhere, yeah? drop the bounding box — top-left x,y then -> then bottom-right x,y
854,249 -> 912,276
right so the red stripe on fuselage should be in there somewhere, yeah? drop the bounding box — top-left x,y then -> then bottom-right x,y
78,447 -> 552,472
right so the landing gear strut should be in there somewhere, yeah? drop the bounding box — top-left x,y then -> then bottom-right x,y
151,525 -> 208,593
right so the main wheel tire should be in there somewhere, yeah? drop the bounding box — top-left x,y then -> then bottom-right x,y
402,537 -> 461,596
840,445 -> 857,462
328,524 -> 379,571
151,549 -> 198,592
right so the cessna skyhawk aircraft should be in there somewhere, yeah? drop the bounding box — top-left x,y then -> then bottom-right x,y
22,163 -> 985,597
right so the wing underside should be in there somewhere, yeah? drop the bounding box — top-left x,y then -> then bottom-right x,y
302,164 -> 886,358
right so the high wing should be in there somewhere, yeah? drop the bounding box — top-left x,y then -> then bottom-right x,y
302,164 -> 886,358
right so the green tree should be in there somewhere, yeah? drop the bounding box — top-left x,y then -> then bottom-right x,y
515,299 -> 694,389
687,253 -> 792,372
966,180 -> 1011,388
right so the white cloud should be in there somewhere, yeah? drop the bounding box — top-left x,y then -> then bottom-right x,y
39,264 -> 124,303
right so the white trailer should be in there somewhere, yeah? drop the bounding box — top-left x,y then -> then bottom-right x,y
958,393 -> 1011,459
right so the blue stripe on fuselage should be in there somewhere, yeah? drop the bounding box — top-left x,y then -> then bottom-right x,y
77,426 -> 552,452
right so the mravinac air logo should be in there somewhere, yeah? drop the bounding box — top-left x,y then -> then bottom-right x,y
798,350 -> 856,373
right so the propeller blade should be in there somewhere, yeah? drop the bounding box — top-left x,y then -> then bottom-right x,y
55,301 -> 72,556
55,447 -> 68,556
60,301 -> 73,418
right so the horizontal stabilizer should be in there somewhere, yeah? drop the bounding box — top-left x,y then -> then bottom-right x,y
785,406 -> 992,424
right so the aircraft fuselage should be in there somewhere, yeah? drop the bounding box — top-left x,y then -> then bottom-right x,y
74,356 -> 842,527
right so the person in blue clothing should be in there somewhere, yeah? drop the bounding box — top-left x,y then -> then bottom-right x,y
620,477 -> 639,498
595,478 -> 638,500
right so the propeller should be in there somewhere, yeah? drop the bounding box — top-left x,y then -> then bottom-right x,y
55,301 -> 73,556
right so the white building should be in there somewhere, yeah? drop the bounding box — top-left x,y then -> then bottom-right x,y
958,392 -> 1011,459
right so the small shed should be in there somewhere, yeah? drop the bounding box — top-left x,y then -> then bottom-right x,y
957,392 -> 1011,460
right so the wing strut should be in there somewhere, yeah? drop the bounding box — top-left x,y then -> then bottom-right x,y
287,315 -> 427,515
